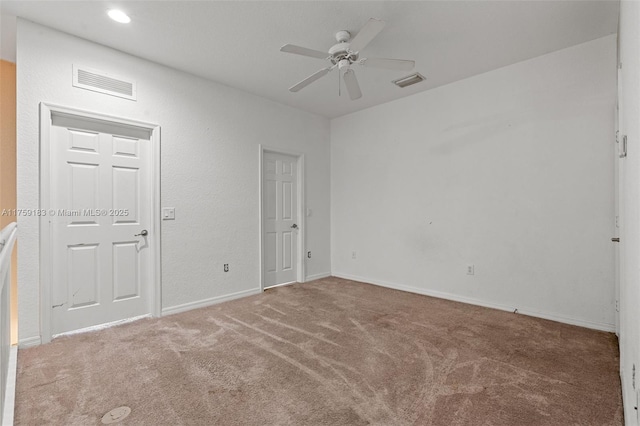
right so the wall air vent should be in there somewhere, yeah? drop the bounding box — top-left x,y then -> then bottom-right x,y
73,65 -> 136,101
392,73 -> 426,88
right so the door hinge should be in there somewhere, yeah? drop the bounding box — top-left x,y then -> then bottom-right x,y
616,300 -> 620,312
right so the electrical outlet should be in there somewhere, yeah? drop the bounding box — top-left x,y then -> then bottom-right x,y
307,251 -> 311,259
352,251 -> 357,259
223,264 -> 229,272
467,264 -> 475,275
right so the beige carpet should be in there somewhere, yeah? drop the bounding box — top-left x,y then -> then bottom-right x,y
16,277 -> 622,425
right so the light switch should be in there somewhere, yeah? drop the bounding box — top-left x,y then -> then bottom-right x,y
162,207 -> 175,220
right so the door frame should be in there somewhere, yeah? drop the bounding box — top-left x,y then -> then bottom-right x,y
39,103 -> 162,344
614,104 -> 621,337
258,145 -> 305,291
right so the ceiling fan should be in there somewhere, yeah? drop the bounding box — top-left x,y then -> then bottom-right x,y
280,18 -> 415,100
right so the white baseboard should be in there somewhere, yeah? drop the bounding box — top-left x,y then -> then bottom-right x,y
18,336 -> 41,348
333,272 -> 616,333
162,288 -> 262,317
2,346 -> 17,426
305,272 -> 331,282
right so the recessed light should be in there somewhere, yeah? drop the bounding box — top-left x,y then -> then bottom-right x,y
107,9 -> 131,24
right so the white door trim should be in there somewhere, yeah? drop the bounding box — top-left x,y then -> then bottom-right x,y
39,102 -> 162,344
258,145 -> 305,291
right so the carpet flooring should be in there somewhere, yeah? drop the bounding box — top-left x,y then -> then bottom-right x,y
16,277 -> 622,425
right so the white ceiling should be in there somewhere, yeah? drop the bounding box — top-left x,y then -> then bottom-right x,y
1,1 -> 619,118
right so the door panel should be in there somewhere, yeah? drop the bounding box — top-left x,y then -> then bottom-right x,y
265,232 -> 277,273
69,162 -> 99,219
113,136 -> 139,158
266,180 -> 277,219
283,231 -> 293,270
282,182 -> 293,220
67,244 -> 99,308
69,129 -> 99,152
112,166 -> 139,223
112,242 -> 140,301
263,152 -> 298,287
50,120 -> 152,335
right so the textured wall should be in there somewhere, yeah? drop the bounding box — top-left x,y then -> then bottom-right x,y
17,20 -> 331,344
331,36 -> 617,331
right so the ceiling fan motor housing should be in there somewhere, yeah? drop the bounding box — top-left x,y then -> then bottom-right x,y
329,34 -> 358,66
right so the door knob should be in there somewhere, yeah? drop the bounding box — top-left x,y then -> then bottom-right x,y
291,224 -> 298,229
134,230 -> 148,237
612,237 -> 620,242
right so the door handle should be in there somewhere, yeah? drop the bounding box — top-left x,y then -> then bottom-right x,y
612,237 -> 620,242
291,224 -> 298,229
134,230 -> 148,237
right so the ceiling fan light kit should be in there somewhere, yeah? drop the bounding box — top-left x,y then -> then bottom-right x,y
280,18 -> 416,101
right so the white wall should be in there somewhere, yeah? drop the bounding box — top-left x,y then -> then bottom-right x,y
16,20 -> 331,345
331,35 -> 617,331
618,1 -> 640,423
0,14 -> 17,62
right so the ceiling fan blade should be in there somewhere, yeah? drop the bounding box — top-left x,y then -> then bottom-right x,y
280,44 -> 329,60
360,57 -> 415,71
342,69 -> 362,100
349,18 -> 386,53
289,67 -> 333,92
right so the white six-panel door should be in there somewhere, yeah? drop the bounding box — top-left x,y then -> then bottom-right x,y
263,152 -> 298,287
50,115 -> 152,335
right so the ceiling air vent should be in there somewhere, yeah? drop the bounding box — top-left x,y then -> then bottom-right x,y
73,65 -> 136,101
392,73 -> 426,88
